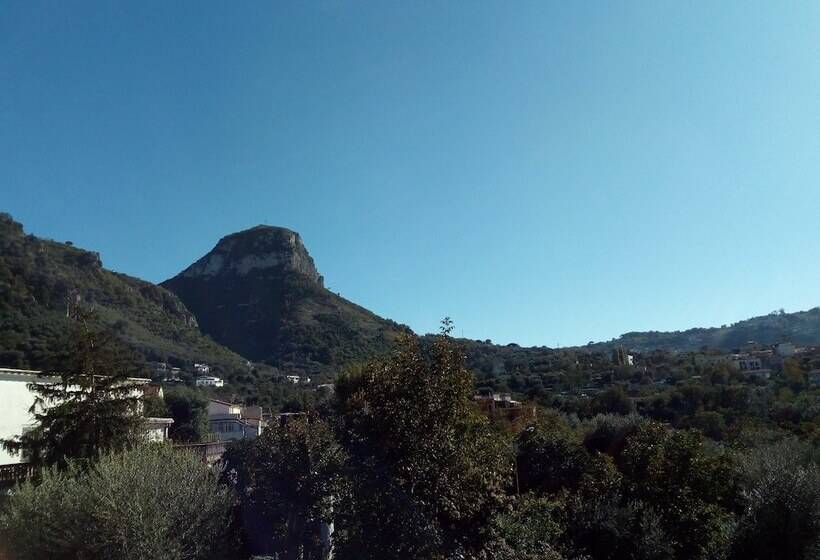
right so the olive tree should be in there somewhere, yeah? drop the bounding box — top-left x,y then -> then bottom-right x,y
1,443 -> 237,560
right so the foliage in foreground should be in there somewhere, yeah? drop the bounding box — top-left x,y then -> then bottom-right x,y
222,416 -> 344,560
4,322 -> 820,560
0,444 -> 237,560
331,323 -> 512,560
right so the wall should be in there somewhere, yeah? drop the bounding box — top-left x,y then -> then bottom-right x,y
0,371 -> 50,465
0,369 -> 151,465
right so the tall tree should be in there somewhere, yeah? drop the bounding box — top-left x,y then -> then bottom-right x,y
1,306 -> 145,469
221,415 -> 343,560
333,320 -> 512,560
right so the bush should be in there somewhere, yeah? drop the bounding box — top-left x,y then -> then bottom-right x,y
730,440 -> 820,559
0,443 -> 237,560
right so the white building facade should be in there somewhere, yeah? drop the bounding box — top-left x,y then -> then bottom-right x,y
0,368 -> 171,465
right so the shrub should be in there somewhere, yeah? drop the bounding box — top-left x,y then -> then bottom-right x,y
0,443 -> 237,560
730,440 -> 820,559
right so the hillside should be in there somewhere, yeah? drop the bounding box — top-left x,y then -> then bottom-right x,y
162,225 -> 410,379
586,308 -> 820,353
0,213 -> 251,378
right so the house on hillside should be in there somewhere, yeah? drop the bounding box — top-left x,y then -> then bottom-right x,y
196,375 -> 224,387
140,384 -> 164,400
775,343 -> 796,357
145,418 -> 174,441
206,399 -> 264,441
473,391 -> 535,422
0,368 -> 173,465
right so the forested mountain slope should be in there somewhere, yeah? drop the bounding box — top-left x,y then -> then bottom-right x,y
0,213 -> 249,378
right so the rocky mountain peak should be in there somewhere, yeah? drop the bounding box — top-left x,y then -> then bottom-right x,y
176,225 -> 323,286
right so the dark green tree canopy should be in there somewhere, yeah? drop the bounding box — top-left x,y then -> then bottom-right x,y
1,307 -> 145,469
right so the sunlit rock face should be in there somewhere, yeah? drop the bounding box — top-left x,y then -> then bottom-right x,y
178,226 -> 323,286
161,225 -> 326,362
163,223 -> 408,376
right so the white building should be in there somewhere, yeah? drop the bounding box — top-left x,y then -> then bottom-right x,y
145,417 -> 174,442
0,368 -> 171,465
195,375 -> 224,387
285,375 -> 311,384
206,399 -> 263,441
775,343 -> 796,357
194,363 -> 211,375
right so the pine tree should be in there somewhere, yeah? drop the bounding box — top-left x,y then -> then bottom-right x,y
1,305 -> 145,469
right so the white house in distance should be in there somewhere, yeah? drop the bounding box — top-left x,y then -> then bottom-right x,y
206,399 -> 263,441
145,417 -> 174,442
196,375 -> 224,387
0,367 -> 173,465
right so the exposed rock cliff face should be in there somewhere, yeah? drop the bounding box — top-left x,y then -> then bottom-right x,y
178,226 -> 324,286
162,225 -> 408,377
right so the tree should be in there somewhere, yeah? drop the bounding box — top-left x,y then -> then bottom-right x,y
730,440 -> 820,560
222,416 -> 344,560
333,323 -> 512,559
1,307 -> 144,469
0,443 -> 237,560
591,387 -> 634,416
783,358 -> 807,392
164,386 -> 209,442
516,412 -> 591,494
617,422 -> 742,559
690,411 -> 727,441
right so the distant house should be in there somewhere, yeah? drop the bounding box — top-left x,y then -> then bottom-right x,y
196,375 -> 224,388
775,343 -> 796,357
145,418 -> 174,442
0,368 -> 172,465
206,399 -> 263,441
140,384 -> 164,400
194,363 -> 211,375
473,392 -> 535,421
285,375 -> 310,384
732,355 -> 772,380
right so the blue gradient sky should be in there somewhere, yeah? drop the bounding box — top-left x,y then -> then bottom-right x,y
2,2 -> 819,346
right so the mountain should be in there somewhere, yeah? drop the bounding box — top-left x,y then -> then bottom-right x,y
585,308 -> 820,353
161,225 -> 409,379
0,213 -> 251,377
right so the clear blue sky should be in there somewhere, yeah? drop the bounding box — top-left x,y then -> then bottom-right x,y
2,2 -> 819,347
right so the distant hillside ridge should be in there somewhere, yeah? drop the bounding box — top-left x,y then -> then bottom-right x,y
0,212 -> 252,377
161,225 -> 410,379
584,307 -> 820,353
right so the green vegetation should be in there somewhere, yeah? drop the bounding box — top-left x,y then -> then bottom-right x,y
222,416 -> 343,559
0,443 -> 236,560
4,327 -> 820,559
0,213 -> 253,377
331,322 -> 511,559
160,226 -> 411,382
164,386 -> 210,443
0,307 -> 145,469
589,307 -> 820,353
